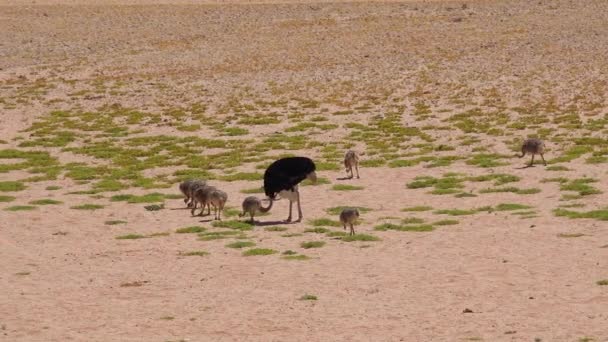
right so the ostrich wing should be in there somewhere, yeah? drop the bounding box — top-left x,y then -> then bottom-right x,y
263,157 -> 315,198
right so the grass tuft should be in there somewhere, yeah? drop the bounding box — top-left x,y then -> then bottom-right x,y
341,234 -> 380,242
116,234 -> 146,240
176,226 -> 206,234
243,248 -> 277,256
29,199 -> 62,205
4,205 -> 37,211
212,220 -> 253,231
300,241 -> 326,249
226,241 -> 256,249
71,204 -> 104,210
299,294 -> 318,300
0,181 -> 26,192
331,184 -> 364,191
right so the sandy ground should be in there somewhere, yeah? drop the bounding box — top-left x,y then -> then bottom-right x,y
1,0 -> 608,341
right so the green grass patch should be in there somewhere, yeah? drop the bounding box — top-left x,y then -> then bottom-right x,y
45,186 -> 61,190
374,223 -> 434,232
105,220 -> 127,225
597,280 -> 608,286
479,187 -> 541,195
304,227 -> 330,234
300,241 -> 326,249
243,248 -> 277,256
0,181 -> 26,192
128,193 -> 166,203
325,206 -> 372,215
560,178 -> 602,196
326,231 -> 348,237
225,241 -> 256,249
301,177 -> 331,186
359,159 -> 385,167
29,199 -> 62,205
299,294 -> 317,300
495,203 -> 532,211
553,208 -> 608,221
434,209 -> 477,216
176,226 -> 206,234
466,153 -> 508,168
331,184 -> 364,191
116,234 -> 146,240
309,218 -> 341,227
281,233 -> 303,237
180,250 -> 209,257
71,204 -> 104,210
340,234 -> 380,242
198,230 -> 241,241
0,195 -> 16,202
282,254 -> 311,260
4,205 -> 37,211
401,206 -> 433,212
402,217 -> 425,224
148,231 -> 170,237
223,127 -> 249,136
220,172 -> 262,182
433,219 -> 459,226
240,187 -> 264,194
546,165 -> 570,171
265,226 -> 288,232
212,220 -> 253,231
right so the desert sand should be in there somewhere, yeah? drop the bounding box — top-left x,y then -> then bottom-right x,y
1,0 -> 608,341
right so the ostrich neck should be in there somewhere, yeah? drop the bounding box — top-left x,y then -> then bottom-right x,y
259,199 -> 273,213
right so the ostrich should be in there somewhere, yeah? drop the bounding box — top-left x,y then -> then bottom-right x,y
518,138 -> 547,167
339,208 -> 360,236
263,157 -> 317,223
179,179 -> 206,208
344,150 -> 360,179
190,185 -> 217,216
239,196 -> 273,223
208,189 -> 228,221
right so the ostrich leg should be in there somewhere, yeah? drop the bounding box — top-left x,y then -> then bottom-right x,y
295,189 -> 303,222
286,199 -> 293,222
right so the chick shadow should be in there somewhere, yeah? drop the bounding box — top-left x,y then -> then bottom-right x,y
336,176 -> 355,181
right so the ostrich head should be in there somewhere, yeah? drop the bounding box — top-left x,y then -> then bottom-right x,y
263,157 -> 317,200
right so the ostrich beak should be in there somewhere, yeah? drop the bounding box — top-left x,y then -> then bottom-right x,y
307,171 -> 318,183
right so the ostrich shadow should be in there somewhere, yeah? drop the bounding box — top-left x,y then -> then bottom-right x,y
252,219 -> 299,226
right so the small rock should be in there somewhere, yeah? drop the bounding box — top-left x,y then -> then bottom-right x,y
462,308 -> 474,313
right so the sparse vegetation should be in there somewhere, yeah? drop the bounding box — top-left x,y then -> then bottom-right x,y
243,248 -> 277,256
331,184 -> 364,191
180,250 -> 209,257
4,205 -> 37,211
176,226 -> 206,234
300,241 -> 326,249
226,241 -> 256,249
71,204 -> 104,210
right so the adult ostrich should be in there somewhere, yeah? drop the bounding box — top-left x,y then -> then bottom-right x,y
263,157 -> 317,223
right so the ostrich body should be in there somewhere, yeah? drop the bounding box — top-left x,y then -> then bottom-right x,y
208,189 -> 228,221
263,157 -> 317,223
339,208 -> 360,236
239,196 -> 273,223
179,179 -> 206,208
518,138 -> 547,167
344,150 -> 360,179
191,185 -> 217,216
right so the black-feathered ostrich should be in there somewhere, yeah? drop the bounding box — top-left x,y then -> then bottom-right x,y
263,157 -> 317,223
